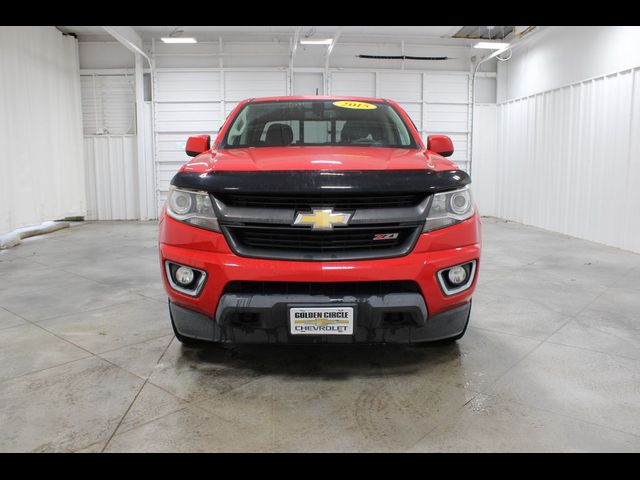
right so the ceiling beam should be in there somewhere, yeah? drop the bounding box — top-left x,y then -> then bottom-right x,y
325,27 -> 342,70
101,26 -> 151,66
290,26 -> 301,69
443,26 -> 464,37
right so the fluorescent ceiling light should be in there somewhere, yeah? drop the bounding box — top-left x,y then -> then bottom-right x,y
473,42 -> 510,50
161,37 -> 197,44
300,38 -> 333,45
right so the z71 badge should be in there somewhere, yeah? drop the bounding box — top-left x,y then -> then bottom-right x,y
373,233 -> 399,241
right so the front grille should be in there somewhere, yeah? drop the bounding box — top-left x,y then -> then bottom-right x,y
215,191 -> 429,261
216,193 -> 425,210
222,280 -> 421,296
223,224 -> 421,260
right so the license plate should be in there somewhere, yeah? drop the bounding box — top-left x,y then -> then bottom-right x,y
289,307 -> 354,335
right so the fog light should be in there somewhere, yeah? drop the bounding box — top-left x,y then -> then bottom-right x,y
165,262 -> 207,297
437,260 -> 476,297
447,265 -> 467,285
175,266 -> 195,286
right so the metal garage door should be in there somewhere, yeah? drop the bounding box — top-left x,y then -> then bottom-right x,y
153,69 -> 288,210
80,72 -> 139,220
153,68 -> 470,213
330,71 -> 470,170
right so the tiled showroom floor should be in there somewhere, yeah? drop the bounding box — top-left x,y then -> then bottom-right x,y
0,218 -> 639,452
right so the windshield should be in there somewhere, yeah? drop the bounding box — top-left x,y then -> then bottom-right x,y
221,100 -> 418,149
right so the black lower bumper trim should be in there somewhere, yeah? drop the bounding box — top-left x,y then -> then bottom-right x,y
169,295 -> 471,344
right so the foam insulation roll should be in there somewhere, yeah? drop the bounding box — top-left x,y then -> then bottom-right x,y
0,221 -> 70,249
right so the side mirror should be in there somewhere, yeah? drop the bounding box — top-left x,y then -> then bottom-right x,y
185,135 -> 211,157
427,134 -> 454,157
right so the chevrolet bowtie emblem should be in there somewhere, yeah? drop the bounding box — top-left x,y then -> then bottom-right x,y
293,208 -> 352,230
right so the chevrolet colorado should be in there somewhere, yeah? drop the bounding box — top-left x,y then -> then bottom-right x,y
158,96 -> 481,344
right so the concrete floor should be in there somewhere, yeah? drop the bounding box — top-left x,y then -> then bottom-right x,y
0,217 -> 639,452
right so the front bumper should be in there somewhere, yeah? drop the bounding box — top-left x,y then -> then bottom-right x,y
170,299 -> 471,344
159,212 -> 481,344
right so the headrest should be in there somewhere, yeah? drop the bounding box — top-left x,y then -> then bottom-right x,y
340,121 -> 382,143
265,123 -> 294,146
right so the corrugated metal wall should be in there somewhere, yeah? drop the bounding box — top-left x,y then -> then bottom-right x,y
83,135 -> 138,220
492,66 -> 640,253
153,68 -> 473,212
0,27 -> 85,234
83,103 -> 154,220
470,103 -> 498,217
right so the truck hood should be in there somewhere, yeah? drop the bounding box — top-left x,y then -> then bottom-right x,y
181,146 -> 455,173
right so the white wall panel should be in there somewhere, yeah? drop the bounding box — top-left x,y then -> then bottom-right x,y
378,72 -> 422,102
293,72 -> 324,95
83,103 -> 155,221
498,26 -> 640,102
79,42 -> 134,69
423,103 -> 468,133
470,104 -> 498,216
329,72 -> 375,97
154,103 -> 222,133
424,73 -> 469,103
154,70 -> 221,102
84,136 -> 138,220
0,27 -> 85,234
224,71 -> 287,100
80,74 -> 136,135
491,67 -> 640,253
476,77 -> 497,104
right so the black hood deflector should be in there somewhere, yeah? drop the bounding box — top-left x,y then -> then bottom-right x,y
171,170 -> 470,195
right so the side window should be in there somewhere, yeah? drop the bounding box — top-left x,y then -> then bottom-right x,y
227,108 -> 248,146
335,120 -> 347,143
388,108 -> 412,146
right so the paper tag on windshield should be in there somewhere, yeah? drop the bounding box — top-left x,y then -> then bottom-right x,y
333,101 -> 377,110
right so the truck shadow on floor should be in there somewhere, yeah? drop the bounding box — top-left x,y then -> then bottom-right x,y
175,340 -> 463,380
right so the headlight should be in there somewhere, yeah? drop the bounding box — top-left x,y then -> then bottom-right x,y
423,186 -> 474,232
166,186 -> 220,232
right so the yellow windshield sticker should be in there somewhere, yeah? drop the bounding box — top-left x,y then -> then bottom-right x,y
333,101 -> 377,110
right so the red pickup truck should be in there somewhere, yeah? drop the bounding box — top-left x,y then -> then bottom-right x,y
158,96 -> 481,345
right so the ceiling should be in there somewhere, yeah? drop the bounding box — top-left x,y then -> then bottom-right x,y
453,26 -> 514,40
56,26 -> 516,45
